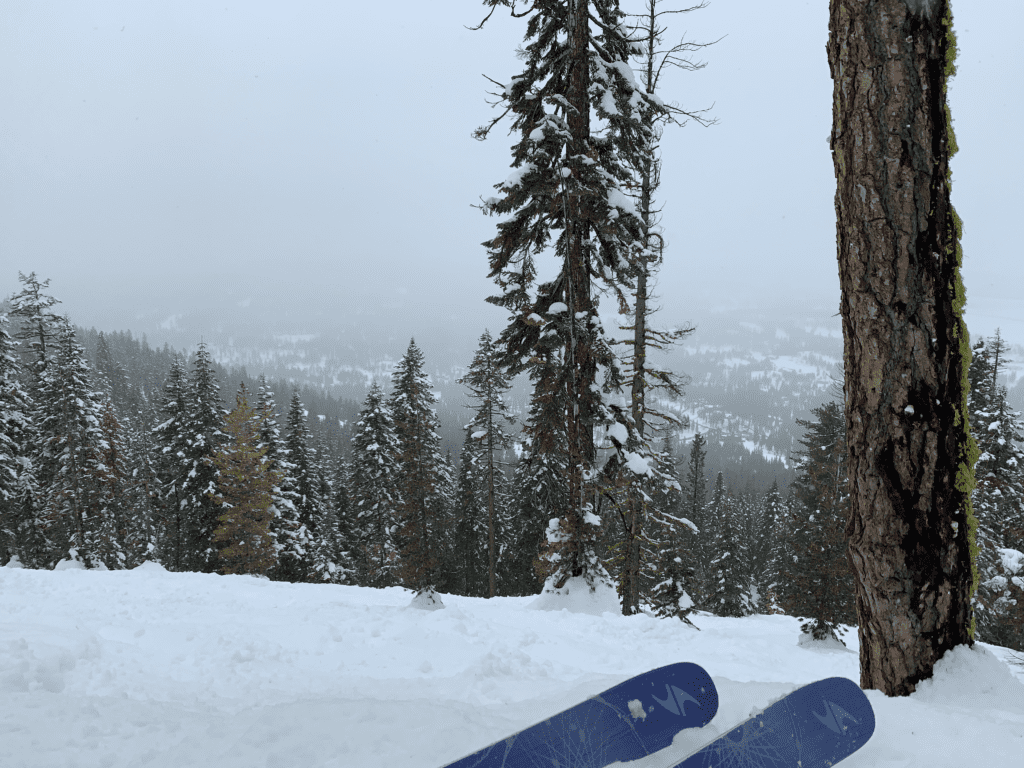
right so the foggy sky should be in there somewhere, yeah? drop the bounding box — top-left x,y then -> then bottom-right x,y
2,1 -> 1021,345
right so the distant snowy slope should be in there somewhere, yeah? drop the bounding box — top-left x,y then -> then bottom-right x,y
1,564 -> 1022,767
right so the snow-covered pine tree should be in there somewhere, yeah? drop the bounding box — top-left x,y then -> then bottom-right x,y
969,333 -> 1024,650
735,482 -> 773,613
209,383 -> 277,576
502,360 -> 574,596
679,431 -> 711,609
92,401 -> 136,569
0,311 -> 42,567
94,332 -> 141,418
609,0 -> 709,617
706,472 -> 747,617
389,339 -> 447,599
475,0 -> 666,591
332,457 -> 358,585
308,421 -> 350,584
777,401 -> 856,642
648,436 -> 698,625
34,320 -> 108,568
8,272 -> 62,399
119,413 -> 160,565
253,378 -> 298,580
434,448 -> 459,593
179,343 -> 226,573
152,356 -> 191,570
758,479 -> 788,614
349,382 -> 402,587
451,427 -> 490,596
279,391 -> 319,581
459,329 -> 516,597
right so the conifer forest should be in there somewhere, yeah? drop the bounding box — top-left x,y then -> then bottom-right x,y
2,0 -> 1023,716
2,273 -> 1022,656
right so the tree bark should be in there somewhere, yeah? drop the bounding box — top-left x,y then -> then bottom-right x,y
487,413 -> 496,599
828,0 -> 977,695
563,0 -> 597,579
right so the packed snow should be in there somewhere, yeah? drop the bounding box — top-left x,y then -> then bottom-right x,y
1,564 -> 1023,767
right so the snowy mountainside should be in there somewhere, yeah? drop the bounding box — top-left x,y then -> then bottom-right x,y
125,303 -> 1024,491
128,306 -> 848,491
660,311 -> 844,484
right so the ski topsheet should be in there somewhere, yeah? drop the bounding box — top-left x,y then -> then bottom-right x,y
442,662 -> 718,768
670,676 -> 874,768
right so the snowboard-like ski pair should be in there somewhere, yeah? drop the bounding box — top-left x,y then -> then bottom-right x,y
441,663 -> 874,768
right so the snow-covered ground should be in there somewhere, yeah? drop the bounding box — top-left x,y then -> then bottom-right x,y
2,563 -> 1023,767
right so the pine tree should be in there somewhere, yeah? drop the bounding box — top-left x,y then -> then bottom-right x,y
459,329 -> 517,596
758,479 -> 788,614
92,401 -> 134,569
332,458 -> 358,584
152,356 -> 191,570
280,391 -> 318,581
8,272 -> 62,399
94,331 -> 140,416
308,423 -> 349,584
209,384 -> 277,576
179,343 -> 226,573
679,432 -> 711,609
119,413 -> 160,565
777,401 -> 856,642
706,472 -> 746,617
433,447 -> 459,593
475,0 -> 666,591
648,437 -> 698,625
389,339 -> 447,598
734,483 -> 774,614
608,0 -> 709,616
451,427 -> 490,596
969,333 -> 1024,650
34,320 -> 108,568
503,365 -> 572,596
253,378 -> 299,580
0,311 -> 40,567
349,382 -> 402,587
5,274 -> 63,568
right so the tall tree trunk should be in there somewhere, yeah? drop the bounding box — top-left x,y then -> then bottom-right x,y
563,0 -> 596,579
828,0 -> 977,695
487,425 -> 496,598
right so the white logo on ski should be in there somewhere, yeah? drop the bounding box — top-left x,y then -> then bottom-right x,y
652,685 -> 699,716
812,700 -> 860,734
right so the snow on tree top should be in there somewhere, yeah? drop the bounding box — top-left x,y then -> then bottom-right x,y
605,422 -> 628,445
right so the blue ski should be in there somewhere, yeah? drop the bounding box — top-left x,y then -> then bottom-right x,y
442,662 -> 718,768
671,677 -> 874,768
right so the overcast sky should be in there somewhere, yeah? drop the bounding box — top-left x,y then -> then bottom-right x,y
2,0 -> 1021,344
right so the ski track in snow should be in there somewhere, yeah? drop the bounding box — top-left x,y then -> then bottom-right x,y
1,564 -> 1023,767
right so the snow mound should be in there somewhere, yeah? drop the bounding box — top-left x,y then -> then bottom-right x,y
796,632 -> 854,654
3,555 -> 24,569
52,558 -> 87,571
409,589 -> 445,611
132,561 -> 169,574
529,576 -> 620,616
913,644 -> 1024,710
